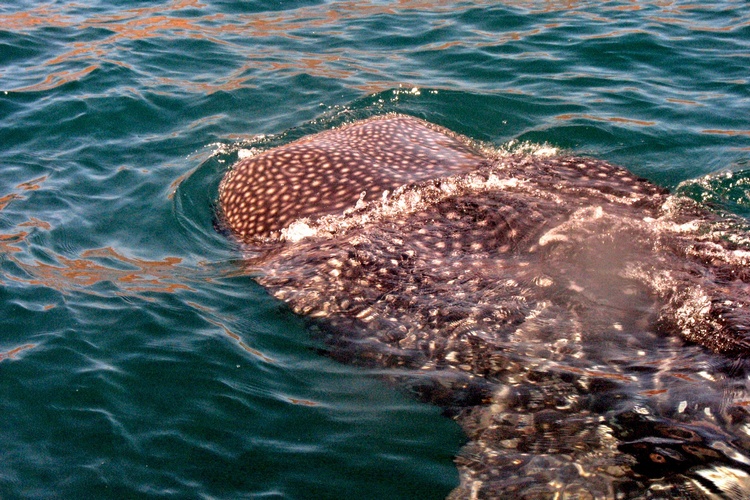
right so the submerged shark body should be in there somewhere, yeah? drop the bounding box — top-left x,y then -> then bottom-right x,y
219,115 -> 750,499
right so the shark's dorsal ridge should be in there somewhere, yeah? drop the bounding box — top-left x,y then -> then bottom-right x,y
219,114 -> 486,240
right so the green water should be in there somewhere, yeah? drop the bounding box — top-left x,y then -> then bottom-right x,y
1,1 -> 748,498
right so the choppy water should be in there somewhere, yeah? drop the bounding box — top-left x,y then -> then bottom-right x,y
1,1 -> 749,499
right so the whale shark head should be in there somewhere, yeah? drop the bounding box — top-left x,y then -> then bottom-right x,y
218,114 -> 486,241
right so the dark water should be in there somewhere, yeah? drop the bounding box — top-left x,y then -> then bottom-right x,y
1,1 -> 748,498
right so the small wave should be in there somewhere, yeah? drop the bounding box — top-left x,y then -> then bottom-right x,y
675,168 -> 750,218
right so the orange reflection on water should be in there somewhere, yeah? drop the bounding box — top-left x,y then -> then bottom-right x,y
0,231 -> 28,254
287,397 -> 318,407
702,129 -> 750,137
46,43 -> 110,67
666,97 -> 702,106
0,194 -> 22,211
5,245 -> 193,296
608,4 -> 643,12
0,8 -> 72,30
0,178 -> 48,252
0,175 -> 47,215
16,65 -> 99,93
90,14 -> 225,43
16,176 -> 48,191
1,0 -> 497,93
555,113 -> 657,126
267,54 -> 356,80
0,343 -> 37,362
0,174 -> 195,299
18,218 -> 52,230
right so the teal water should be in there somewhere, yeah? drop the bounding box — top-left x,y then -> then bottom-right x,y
1,1 -> 749,498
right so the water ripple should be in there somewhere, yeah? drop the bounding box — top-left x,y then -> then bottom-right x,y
1,0 -> 749,498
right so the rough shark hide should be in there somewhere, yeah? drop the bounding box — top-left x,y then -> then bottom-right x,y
218,114 -> 750,499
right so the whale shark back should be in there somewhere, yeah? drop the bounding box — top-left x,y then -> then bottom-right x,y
219,114 -> 486,240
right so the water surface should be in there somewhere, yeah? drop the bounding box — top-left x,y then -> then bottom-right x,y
1,1 -> 749,498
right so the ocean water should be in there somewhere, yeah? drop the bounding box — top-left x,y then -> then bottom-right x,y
1,1 -> 749,499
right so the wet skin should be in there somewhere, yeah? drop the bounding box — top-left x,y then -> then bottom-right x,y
219,114 -> 750,498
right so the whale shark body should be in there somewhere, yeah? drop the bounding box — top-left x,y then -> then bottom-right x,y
219,115 -> 750,499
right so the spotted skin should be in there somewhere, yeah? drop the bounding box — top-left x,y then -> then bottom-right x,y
219,114 -> 485,240
218,115 -> 750,498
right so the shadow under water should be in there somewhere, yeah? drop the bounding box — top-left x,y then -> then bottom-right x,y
218,114 -> 750,499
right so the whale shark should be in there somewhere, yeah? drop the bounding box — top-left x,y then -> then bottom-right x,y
219,114 -> 750,499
